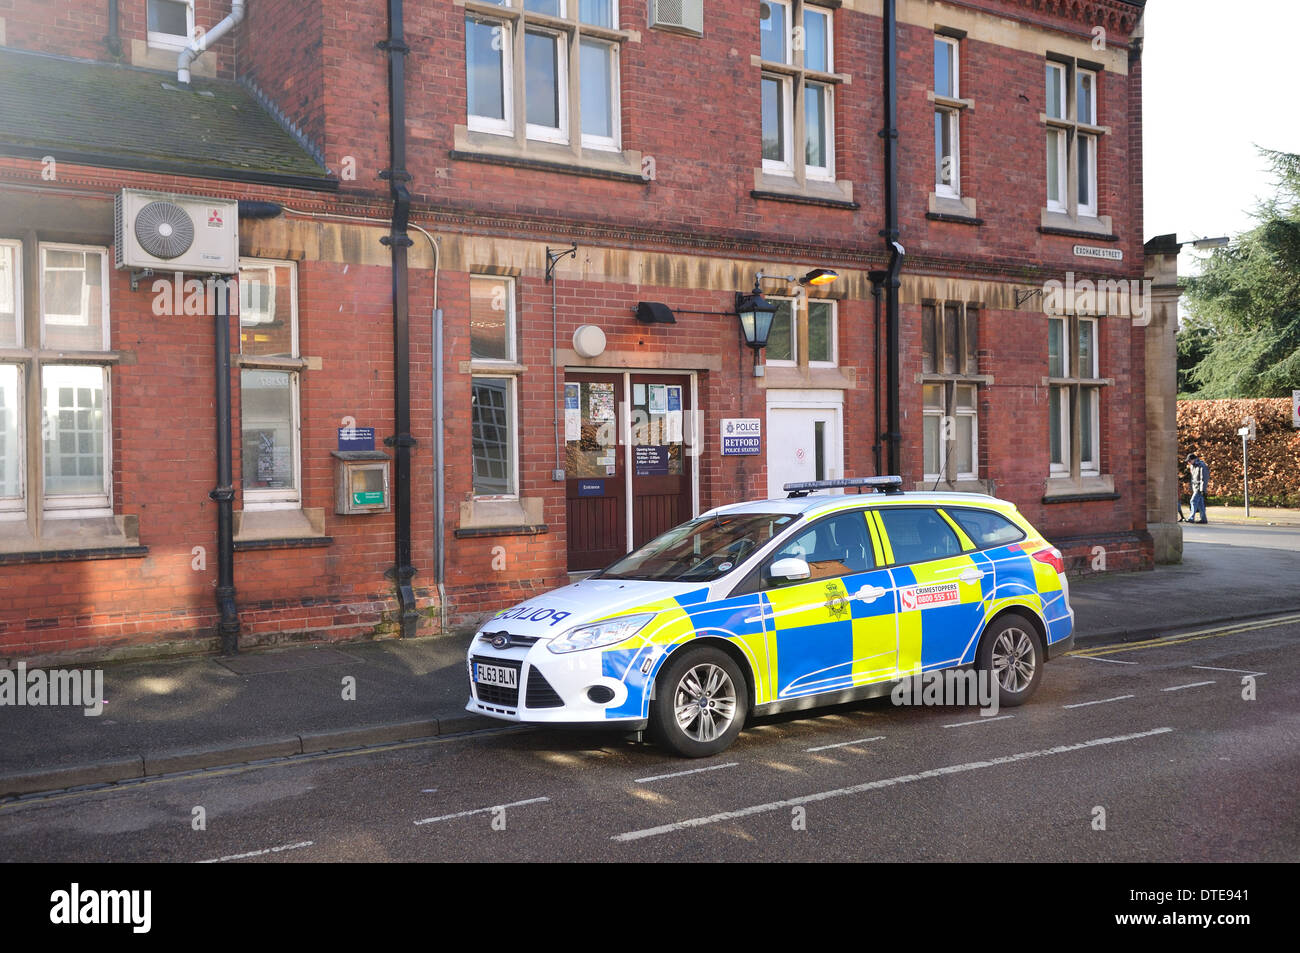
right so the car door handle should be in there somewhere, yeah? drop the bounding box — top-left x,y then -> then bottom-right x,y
853,585 -> 888,604
959,568 -> 985,584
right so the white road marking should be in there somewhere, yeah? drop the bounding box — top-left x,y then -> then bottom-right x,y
806,736 -> 885,753
1062,694 -> 1135,709
635,762 -> 738,783
610,727 -> 1174,842
942,715 -> 1013,728
198,840 -> 314,864
413,796 -> 549,825
1071,655 -> 1138,665
1192,666 -> 1266,676
1161,680 -> 1216,692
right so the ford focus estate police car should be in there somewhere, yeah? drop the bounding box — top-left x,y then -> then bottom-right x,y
466,477 -> 1074,757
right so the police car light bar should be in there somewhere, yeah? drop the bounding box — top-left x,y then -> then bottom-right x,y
784,476 -> 904,497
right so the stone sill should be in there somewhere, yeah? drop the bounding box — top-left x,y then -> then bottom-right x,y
454,524 -> 549,540
234,536 -> 334,552
0,545 -> 148,566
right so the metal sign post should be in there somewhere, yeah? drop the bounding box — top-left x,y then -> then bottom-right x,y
1237,422 -> 1253,518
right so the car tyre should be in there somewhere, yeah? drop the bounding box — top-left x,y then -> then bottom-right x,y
650,645 -> 749,758
976,613 -> 1044,707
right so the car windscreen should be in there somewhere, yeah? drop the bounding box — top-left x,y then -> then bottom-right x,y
600,512 -> 796,582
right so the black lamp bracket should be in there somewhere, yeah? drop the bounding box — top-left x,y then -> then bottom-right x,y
546,242 -> 578,283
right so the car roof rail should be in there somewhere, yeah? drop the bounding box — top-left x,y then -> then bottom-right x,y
784,476 -> 905,498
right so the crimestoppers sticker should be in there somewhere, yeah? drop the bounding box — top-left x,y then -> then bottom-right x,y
899,583 -> 960,611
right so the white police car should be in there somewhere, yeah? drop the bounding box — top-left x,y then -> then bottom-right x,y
466,477 -> 1073,757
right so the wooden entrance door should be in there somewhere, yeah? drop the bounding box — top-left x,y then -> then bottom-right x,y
565,374 -> 625,571
629,374 -> 692,549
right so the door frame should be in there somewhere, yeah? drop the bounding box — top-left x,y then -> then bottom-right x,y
764,388 -> 846,498
565,367 -> 700,557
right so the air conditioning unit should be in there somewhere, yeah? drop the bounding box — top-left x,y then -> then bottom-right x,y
651,0 -> 703,36
114,189 -> 239,274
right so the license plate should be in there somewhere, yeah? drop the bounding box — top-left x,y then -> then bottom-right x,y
475,663 -> 518,689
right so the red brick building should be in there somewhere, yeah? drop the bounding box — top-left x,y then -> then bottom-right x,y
0,0 -> 1149,662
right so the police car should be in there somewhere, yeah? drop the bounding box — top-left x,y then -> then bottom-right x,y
466,477 -> 1074,757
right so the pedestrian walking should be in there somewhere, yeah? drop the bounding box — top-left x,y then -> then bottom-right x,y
1185,451 -> 1210,524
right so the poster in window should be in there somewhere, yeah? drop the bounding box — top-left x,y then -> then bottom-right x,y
648,384 -> 668,415
665,385 -> 683,443
564,382 -> 581,441
589,382 -> 615,421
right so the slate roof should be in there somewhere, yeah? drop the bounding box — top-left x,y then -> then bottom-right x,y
0,47 -> 334,190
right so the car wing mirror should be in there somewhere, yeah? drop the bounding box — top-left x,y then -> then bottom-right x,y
768,557 -> 811,582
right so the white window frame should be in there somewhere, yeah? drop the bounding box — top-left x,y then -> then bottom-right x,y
35,244 -> 113,516
523,26 -> 570,144
954,383 -> 978,480
802,4 -> 833,73
471,374 -> 520,499
40,364 -> 113,515
0,241 -> 22,514
761,0 -> 792,65
1045,59 -> 1104,221
466,16 -> 515,137
0,240 -> 20,347
39,245 -> 110,339
146,0 -> 196,52
465,0 -> 624,151
1077,132 -> 1098,218
758,1 -> 838,183
761,73 -> 795,175
934,35 -> 961,198
469,274 -> 518,364
0,363 -> 25,517
764,295 -> 797,367
239,258 -> 302,510
804,81 -> 835,181
1048,314 -> 1105,480
806,298 -> 837,367
579,36 -> 621,152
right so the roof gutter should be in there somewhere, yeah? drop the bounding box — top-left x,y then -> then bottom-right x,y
178,0 -> 247,85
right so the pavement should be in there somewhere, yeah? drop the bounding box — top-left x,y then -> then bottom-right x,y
3,521 -> 1299,798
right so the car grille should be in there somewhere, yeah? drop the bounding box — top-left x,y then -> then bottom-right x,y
471,656 -> 521,707
525,667 -> 564,708
477,631 -> 541,649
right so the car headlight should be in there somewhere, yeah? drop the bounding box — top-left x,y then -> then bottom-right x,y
547,613 -> 655,654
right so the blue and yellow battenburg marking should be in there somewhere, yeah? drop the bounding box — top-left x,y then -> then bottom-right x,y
581,500 -> 1068,718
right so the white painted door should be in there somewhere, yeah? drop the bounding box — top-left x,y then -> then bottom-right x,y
766,403 -> 843,499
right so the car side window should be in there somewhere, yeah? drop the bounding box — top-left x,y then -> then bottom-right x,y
764,511 -> 875,587
875,507 -> 962,565
944,507 -> 1026,549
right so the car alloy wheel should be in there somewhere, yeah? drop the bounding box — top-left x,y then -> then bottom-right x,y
673,662 -> 739,743
991,626 -> 1037,694
976,613 -> 1044,707
651,645 -> 749,757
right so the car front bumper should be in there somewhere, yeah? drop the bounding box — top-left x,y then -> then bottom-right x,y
465,637 -> 657,727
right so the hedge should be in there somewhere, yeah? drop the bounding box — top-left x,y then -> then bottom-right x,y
1176,398 -> 1300,507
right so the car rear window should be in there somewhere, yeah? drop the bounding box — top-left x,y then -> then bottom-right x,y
945,507 -> 1026,549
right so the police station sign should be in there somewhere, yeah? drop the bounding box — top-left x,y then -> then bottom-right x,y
721,418 -> 761,455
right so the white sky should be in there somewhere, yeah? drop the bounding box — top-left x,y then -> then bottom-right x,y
1143,0 -> 1300,276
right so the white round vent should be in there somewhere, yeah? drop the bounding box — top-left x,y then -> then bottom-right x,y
573,324 -> 606,358
134,201 -> 195,260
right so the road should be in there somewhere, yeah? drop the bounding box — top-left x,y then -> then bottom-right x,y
2,613 -> 1296,862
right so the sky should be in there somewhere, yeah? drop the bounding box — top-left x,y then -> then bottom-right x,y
1142,0 -> 1300,277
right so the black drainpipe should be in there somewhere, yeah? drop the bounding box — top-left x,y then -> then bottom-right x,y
880,0 -> 904,477
379,0 -> 419,638
868,269 -> 887,476
211,279 -> 240,654
105,0 -> 122,58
